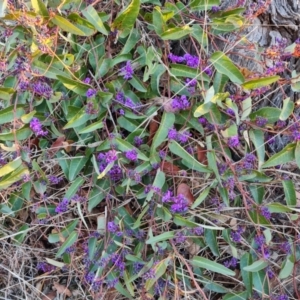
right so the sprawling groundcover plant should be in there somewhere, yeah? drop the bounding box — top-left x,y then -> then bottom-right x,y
0,0 -> 300,299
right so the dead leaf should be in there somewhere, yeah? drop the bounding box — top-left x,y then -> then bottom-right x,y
41,291 -> 56,300
48,136 -> 65,158
197,145 -> 208,165
185,238 -> 200,255
53,281 -> 72,297
177,183 -> 194,205
147,119 -> 159,146
160,161 -> 181,175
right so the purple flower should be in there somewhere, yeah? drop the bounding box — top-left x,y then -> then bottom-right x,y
108,165 -> 123,181
192,226 -> 204,236
125,149 -> 138,161
48,175 -> 63,185
106,150 -> 118,163
280,241 -> 291,253
171,95 -> 190,111
266,266 -> 275,279
162,190 -> 173,203
143,268 -> 155,280
255,116 -> 268,127
86,88 -> 97,98
159,150 -> 166,159
254,235 -> 265,247
32,79 -> 52,99
226,108 -> 235,117
276,120 -> 286,129
170,194 -> 189,214
107,221 -> 119,233
168,53 -> 184,63
185,78 -> 197,87
168,127 -> 177,140
120,61 -> 134,80
55,198 -> 69,214
175,231 -> 186,244
30,117 -> 48,137
228,136 -> 239,148
204,66 -> 213,76
85,102 -> 98,115
177,130 -> 191,143
37,262 -> 56,273
83,77 -> 91,84
260,207 -> 271,220
107,278 -> 119,288
211,5 -> 221,12
134,136 -> 143,147
133,262 -> 144,274
183,53 -> 199,68
230,229 -> 242,243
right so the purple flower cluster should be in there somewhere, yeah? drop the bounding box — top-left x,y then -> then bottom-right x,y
107,221 -> 119,233
255,116 -> 268,127
211,5 -> 221,12
266,61 -> 285,75
120,61 -> 134,80
175,231 -> 186,244
71,193 -> 87,203
254,234 -> 270,259
167,127 -> 191,143
272,295 -> 289,300
85,102 -> 98,114
37,262 -> 56,273
228,135 -> 240,148
223,257 -> 238,268
168,53 -> 200,68
162,191 -> 189,214
198,117 -> 214,130
31,79 -> 53,99
30,117 -> 48,137
142,268 -> 155,280
55,197 -> 69,213
125,149 -> 138,161
191,226 -> 204,236
97,150 -> 123,181
48,175 -> 63,185
260,206 -> 271,220
134,136 -> 143,147
171,95 -> 190,111
290,122 -> 300,141
115,91 -> 140,112
86,88 -> 97,98
230,227 -> 244,243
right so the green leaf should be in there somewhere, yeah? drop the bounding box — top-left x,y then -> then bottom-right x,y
21,110 -> 36,123
88,179 -> 110,212
223,292 -> 248,300
191,186 -> 211,208
243,259 -> 268,272
0,126 -> 32,141
129,75 -> 147,92
78,120 -> 104,134
0,157 -> 22,177
241,76 -> 280,90
13,224 -> 29,244
283,180 -> 296,206
0,87 -> 15,101
279,255 -> 294,279
31,0 -> 49,16
52,15 -> 86,36
210,51 -> 244,84
56,231 -> 78,258
170,63 -> 209,81
115,138 -> 149,161
146,231 -> 175,245
250,107 -> 281,124
249,185 -> 264,204
145,169 -> 165,203
160,25 -> 192,40
213,72 -> 229,93
0,166 -> 29,190
295,142 -> 300,169
145,258 -> 170,290
48,219 -> 79,243
112,0 -> 140,34
0,105 -> 25,125
169,140 -> 211,173
32,60 -> 69,79
262,143 -> 295,168
205,229 -> 220,256
56,75 -> 90,96
279,98 -> 294,121
63,108 -> 90,129
65,177 -> 85,199
249,129 -> 265,168
151,112 -> 175,151
190,0 -> 220,11
241,97 -> 252,120
173,215 -> 224,230
190,256 -> 235,276
68,154 -> 90,181
82,5 -> 108,35
67,13 -> 96,36
253,270 -> 269,296
240,253 -> 253,298
191,24 -> 208,47
267,203 -> 291,213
